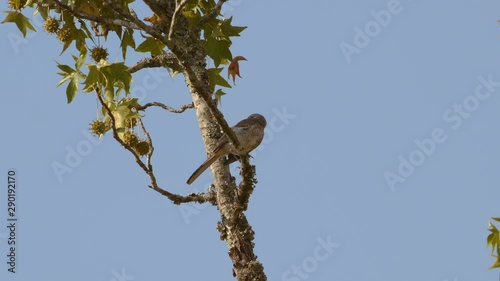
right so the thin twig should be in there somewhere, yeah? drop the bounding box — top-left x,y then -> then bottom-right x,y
95,87 -> 149,174
195,0 -> 228,31
135,102 -> 194,113
104,0 -> 167,43
95,87 -> 210,204
169,0 -> 189,40
137,117 -> 154,171
51,0 -> 140,30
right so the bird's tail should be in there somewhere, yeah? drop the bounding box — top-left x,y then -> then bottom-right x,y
186,149 -> 227,185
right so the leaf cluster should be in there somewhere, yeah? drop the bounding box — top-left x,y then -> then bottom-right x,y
2,0 -> 246,103
487,218 -> 500,268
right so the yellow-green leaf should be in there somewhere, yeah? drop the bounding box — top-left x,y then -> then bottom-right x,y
2,11 -> 36,37
66,73 -> 80,103
220,17 -> 246,37
121,28 -> 135,60
83,65 -> 102,92
205,36 -> 232,67
208,67 -> 231,90
489,257 -> 500,269
136,36 -> 165,56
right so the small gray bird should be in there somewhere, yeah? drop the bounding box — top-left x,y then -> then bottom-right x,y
186,113 -> 267,185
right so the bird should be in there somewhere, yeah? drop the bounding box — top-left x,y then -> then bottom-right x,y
186,113 -> 267,185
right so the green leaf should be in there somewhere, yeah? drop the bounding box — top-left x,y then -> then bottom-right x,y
488,221 -> 500,255
61,10 -> 75,25
59,19 -> 77,55
121,28 -> 135,60
35,5 -> 49,20
66,73 -> 80,103
109,63 -> 132,94
75,46 -> 87,70
489,257 -> 500,269
208,67 -> 231,90
198,0 -> 216,14
2,11 -> 36,37
8,0 -> 24,10
56,63 -> 75,75
105,86 -> 114,102
490,221 -> 499,231
79,21 -> 95,44
99,62 -> 132,99
118,97 -> 141,110
75,29 -> 87,50
60,40 -> 73,55
214,89 -> 226,103
83,64 -> 102,92
182,8 -> 202,27
220,17 -> 246,37
112,105 -> 130,134
211,24 -> 225,38
488,232 -> 495,248
205,36 -> 232,67
56,62 -> 82,103
202,17 -> 218,40
110,24 -> 122,40
136,36 -> 165,56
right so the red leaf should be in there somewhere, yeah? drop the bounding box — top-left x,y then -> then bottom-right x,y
228,56 -> 247,85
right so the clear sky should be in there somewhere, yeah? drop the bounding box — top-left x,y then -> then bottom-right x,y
1,0 -> 500,280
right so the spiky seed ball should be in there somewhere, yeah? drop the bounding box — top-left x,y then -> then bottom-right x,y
90,46 -> 109,63
125,118 -> 137,128
90,120 -> 106,136
43,17 -> 60,34
123,131 -> 139,147
134,141 -> 150,156
57,25 -> 74,43
8,0 -> 27,10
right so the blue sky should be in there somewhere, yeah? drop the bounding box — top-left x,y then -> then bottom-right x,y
1,0 -> 500,280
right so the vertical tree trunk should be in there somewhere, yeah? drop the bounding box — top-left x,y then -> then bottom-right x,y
168,14 -> 267,278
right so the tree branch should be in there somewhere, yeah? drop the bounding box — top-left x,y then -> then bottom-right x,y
238,161 -> 257,211
103,0 -> 168,41
128,53 -> 183,74
195,0 -> 228,31
51,0 -> 140,30
82,2 -> 265,278
137,117 -> 155,172
135,102 -> 194,113
95,87 -> 213,205
169,0 -> 189,40
192,88 -> 254,188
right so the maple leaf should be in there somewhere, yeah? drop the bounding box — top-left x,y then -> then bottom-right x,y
78,1 -> 99,16
228,56 -> 247,85
144,14 -> 160,24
